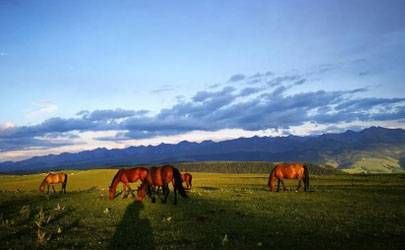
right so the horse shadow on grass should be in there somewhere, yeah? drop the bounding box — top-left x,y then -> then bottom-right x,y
108,202 -> 154,250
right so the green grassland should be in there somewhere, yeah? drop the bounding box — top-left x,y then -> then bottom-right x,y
0,169 -> 405,249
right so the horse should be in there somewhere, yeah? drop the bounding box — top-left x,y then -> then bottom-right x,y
181,173 -> 192,190
39,172 -> 68,194
137,165 -> 187,205
268,163 -> 309,192
109,167 -> 149,200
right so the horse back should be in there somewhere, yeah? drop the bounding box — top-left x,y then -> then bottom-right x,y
274,163 -> 305,179
149,167 -> 163,186
161,165 -> 174,184
46,172 -> 66,184
149,165 -> 174,186
124,167 -> 149,182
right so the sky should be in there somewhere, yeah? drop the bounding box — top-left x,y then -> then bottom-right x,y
0,0 -> 405,161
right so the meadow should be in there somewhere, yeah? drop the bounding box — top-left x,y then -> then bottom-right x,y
0,168 -> 404,249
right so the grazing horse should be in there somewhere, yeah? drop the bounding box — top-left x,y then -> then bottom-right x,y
137,165 -> 187,205
268,163 -> 309,192
181,173 -> 192,190
39,172 -> 68,194
109,167 -> 149,200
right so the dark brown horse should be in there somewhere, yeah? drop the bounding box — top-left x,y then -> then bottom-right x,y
39,172 -> 68,194
181,173 -> 192,190
268,163 -> 309,192
109,167 -> 149,200
137,165 -> 187,204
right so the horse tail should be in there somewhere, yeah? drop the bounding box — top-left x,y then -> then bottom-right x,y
63,173 -> 68,190
173,168 -> 188,198
303,164 -> 310,192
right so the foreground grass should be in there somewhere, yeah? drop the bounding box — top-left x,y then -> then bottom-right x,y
0,170 -> 405,249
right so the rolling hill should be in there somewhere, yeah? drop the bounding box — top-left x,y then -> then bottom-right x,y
0,126 -> 404,173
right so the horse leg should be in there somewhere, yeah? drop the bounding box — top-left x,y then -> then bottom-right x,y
47,184 -> 50,194
127,184 -> 135,198
162,184 -> 169,204
52,185 -> 56,193
279,179 -> 287,191
276,179 -> 281,192
122,185 -> 126,198
173,183 -> 178,205
123,183 -> 130,199
296,179 -> 303,191
148,185 -> 156,203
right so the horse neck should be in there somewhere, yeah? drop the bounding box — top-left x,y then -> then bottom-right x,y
268,168 -> 277,186
110,170 -> 122,191
39,177 -> 48,191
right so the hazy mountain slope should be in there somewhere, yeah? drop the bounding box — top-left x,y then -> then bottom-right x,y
0,127 -> 404,173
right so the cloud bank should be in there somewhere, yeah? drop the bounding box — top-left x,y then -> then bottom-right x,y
1,70 -> 404,156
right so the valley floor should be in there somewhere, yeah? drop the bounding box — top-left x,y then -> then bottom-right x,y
0,170 -> 405,249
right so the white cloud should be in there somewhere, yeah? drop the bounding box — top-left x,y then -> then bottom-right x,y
25,101 -> 58,123
0,122 -> 15,131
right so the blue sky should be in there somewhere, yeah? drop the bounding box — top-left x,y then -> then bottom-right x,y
0,0 -> 405,161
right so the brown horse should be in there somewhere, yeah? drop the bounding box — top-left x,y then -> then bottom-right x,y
109,167 -> 149,200
137,165 -> 187,204
268,163 -> 309,192
181,173 -> 192,190
39,172 -> 68,194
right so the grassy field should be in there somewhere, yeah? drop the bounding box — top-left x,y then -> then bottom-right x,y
0,169 -> 405,249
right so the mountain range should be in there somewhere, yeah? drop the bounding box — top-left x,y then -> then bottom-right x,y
1,126 -> 404,174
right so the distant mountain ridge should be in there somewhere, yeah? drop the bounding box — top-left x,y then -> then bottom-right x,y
1,127 -> 405,173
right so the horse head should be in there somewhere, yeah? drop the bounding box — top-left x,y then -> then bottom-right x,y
39,179 -> 46,192
136,185 -> 146,202
108,186 -> 115,200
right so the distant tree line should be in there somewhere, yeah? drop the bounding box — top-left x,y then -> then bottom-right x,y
170,161 -> 339,175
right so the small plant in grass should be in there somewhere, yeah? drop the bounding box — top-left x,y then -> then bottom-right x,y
222,234 -> 229,246
0,213 -> 15,227
34,208 -> 52,247
19,205 -> 31,221
54,203 -> 65,211
104,208 -> 111,215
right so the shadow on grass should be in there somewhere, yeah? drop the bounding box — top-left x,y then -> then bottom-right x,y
108,202 -> 154,250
